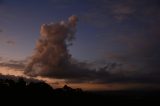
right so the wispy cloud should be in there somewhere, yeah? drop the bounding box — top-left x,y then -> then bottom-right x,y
0,58 -> 26,77
5,40 -> 16,46
0,35 -> 17,46
0,59 -> 25,70
81,0 -> 160,28
110,1 -> 135,21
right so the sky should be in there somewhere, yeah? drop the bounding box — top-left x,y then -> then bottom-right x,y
0,0 -> 160,91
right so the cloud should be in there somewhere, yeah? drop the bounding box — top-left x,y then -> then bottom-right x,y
110,0 -> 160,22
105,29 -> 160,84
0,35 -> 16,46
81,0 -> 160,28
0,57 -> 3,61
24,16 -> 118,83
37,61 -> 160,84
25,15 -> 79,76
105,0 -> 160,85
22,0 -> 160,86
110,2 -> 135,21
24,15 -> 160,85
0,74 -> 43,84
0,59 -> 25,70
6,40 -> 16,46
80,0 -> 135,29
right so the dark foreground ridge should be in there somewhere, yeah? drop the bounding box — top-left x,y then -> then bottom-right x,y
0,75 -> 160,105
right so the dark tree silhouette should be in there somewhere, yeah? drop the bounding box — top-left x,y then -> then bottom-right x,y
0,74 -> 159,105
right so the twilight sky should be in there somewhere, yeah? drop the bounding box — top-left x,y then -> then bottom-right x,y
0,0 -> 160,90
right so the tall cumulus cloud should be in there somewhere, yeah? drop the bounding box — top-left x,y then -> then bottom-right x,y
25,15 -> 80,77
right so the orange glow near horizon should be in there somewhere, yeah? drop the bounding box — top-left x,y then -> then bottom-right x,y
0,66 -> 24,76
0,66 -> 160,91
67,83 -> 160,91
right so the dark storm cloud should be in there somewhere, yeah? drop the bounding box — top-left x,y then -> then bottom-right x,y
80,0 -> 160,84
111,29 -> 160,65
82,0 -> 160,84
106,24 -> 160,84
39,61 -> 160,84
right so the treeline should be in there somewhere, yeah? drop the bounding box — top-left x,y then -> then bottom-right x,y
0,75 -> 159,105
0,75 -> 83,96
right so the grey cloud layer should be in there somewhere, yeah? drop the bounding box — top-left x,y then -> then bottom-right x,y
0,59 -> 25,70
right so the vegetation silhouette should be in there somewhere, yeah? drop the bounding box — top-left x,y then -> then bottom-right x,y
0,75 -> 159,104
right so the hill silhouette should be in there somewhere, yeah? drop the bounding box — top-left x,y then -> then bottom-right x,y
0,74 -> 159,105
